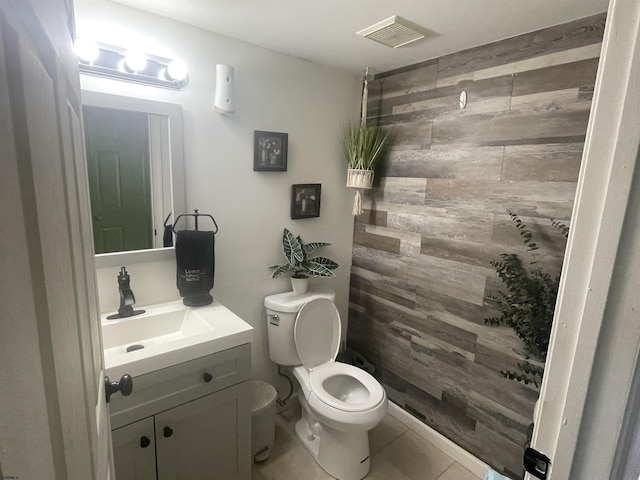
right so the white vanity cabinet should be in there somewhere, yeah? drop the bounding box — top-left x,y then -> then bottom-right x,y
155,383 -> 249,479
109,343 -> 251,480
112,418 -> 156,480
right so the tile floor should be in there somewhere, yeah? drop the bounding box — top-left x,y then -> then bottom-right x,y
252,402 -> 483,480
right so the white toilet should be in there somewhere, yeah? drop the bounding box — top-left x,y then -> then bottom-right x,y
265,289 -> 388,480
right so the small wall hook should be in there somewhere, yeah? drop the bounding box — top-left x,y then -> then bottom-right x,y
459,91 -> 467,109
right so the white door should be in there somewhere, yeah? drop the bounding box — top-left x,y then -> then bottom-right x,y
529,0 -> 640,478
0,0 -> 112,478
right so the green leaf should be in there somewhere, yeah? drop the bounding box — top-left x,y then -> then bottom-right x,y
304,242 -> 331,256
552,219 -> 570,238
308,256 -> 338,270
282,228 -> 303,264
304,261 -> 335,277
270,264 -> 292,278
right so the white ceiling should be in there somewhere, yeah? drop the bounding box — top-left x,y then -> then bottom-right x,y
107,0 -> 609,75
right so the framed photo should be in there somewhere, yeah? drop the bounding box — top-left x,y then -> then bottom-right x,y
254,131 -> 288,171
291,184 -> 321,219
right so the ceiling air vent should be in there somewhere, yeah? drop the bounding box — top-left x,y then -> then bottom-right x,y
357,15 -> 427,48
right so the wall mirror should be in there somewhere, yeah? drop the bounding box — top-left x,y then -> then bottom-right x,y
81,91 -> 185,267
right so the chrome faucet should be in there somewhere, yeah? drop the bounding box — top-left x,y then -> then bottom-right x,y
107,267 -> 145,319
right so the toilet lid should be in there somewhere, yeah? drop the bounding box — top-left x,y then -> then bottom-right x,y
294,298 -> 341,371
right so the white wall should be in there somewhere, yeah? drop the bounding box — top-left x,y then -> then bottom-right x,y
76,0 -> 360,388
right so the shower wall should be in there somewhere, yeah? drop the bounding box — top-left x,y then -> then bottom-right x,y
347,13 -> 605,479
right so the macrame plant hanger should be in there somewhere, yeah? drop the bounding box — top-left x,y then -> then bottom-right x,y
347,67 -> 372,216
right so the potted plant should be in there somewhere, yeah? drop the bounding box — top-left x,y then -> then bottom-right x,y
340,68 -> 392,215
485,212 -> 569,387
270,228 -> 338,294
340,120 -> 391,188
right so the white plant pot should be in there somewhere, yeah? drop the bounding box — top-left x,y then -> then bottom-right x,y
346,168 -> 374,189
291,277 -> 309,295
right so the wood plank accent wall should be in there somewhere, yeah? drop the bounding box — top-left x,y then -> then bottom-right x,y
347,13 -> 605,479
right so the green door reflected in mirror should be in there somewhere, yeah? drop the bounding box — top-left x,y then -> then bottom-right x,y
84,106 -> 153,254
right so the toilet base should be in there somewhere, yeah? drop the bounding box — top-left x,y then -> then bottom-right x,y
295,401 -> 371,480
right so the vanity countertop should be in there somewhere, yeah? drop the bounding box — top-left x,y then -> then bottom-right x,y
101,299 -> 253,378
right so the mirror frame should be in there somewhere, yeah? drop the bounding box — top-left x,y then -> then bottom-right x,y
81,90 -> 186,268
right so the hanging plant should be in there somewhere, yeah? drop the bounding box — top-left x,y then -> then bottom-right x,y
340,120 -> 391,172
485,212 -> 569,387
340,68 -> 392,215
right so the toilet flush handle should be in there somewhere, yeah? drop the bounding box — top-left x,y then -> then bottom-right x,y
268,314 -> 279,326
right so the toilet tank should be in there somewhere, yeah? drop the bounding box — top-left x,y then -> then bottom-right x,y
264,289 -> 335,366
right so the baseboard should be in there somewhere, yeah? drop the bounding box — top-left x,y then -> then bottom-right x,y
388,401 -> 490,478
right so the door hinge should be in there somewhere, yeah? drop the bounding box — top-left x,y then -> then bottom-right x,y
524,447 -> 551,479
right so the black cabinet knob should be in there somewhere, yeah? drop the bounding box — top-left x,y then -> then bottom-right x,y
163,426 -> 173,438
140,436 -> 151,448
104,374 -> 133,403
203,372 -> 213,383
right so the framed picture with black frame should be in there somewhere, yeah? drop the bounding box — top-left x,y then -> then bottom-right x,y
291,184 -> 321,219
253,130 -> 288,171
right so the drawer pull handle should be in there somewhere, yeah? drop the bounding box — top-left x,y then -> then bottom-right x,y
203,372 -> 213,383
163,426 -> 173,438
140,436 -> 151,448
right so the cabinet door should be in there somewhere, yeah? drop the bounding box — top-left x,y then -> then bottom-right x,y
112,417 -> 157,480
155,382 -> 251,480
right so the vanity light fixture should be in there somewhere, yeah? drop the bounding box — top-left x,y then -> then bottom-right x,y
74,38 -> 100,63
166,59 -> 188,82
75,39 -> 189,90
123,50 -> 148,73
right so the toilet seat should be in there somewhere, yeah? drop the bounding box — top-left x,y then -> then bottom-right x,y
309,362 -> 385,412
294,299 -> 385,413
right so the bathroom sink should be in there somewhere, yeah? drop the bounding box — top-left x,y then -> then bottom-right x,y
101,300 -> 252,378
102,306 -> 213,351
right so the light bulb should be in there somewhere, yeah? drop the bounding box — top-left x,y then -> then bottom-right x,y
74,38 -> 99,63
166,59 -> 188,82
124,50 -> 147,72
